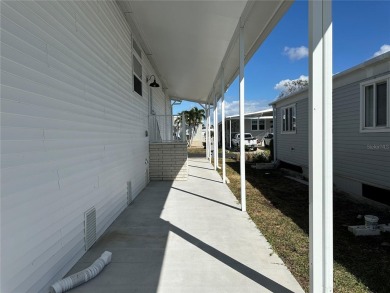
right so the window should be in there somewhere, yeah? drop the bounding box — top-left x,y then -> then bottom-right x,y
361,75 -> 390,132
251,119 -> 265,131
259,120 -> 265,130
251,120 -> 258,130
132,38 -> 143,97
281,104 -> 296,134
133,54 -> 142,96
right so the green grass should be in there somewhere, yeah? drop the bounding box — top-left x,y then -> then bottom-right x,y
225,160 -> 390,293
188,148 -> 390,293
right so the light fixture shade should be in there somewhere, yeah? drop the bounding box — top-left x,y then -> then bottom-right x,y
149,76 -> 160,87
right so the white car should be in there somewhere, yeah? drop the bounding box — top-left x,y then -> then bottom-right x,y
231,133 -> 257,151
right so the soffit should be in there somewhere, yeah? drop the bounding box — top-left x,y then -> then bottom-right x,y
117,1 -> 293,104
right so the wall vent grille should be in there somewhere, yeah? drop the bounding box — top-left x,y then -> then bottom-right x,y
84,207 -> 96,251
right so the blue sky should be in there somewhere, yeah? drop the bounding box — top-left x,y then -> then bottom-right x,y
173,0 -> 390,117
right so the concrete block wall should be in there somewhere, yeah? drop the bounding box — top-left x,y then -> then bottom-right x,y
149,143 -> 188,180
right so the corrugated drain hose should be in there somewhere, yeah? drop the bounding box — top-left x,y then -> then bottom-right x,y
50,251 -> 112,293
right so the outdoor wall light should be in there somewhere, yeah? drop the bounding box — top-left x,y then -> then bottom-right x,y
146,75 -> 160,88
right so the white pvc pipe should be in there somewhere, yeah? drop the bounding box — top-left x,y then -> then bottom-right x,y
50,251 -> 112,293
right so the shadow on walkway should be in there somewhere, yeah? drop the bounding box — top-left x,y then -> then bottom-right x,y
65,158 -> 303,293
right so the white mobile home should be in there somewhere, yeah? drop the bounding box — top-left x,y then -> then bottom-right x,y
219,108 -> 273,147
1,0 -> 338,291
0,1 -> 293,292
1,2 -> 172,292
270,52 -> 390,202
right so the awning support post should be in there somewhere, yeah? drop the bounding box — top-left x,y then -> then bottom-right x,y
239,23 -> 246,212
215,94 -> 219,169
206,104 -> 210,159
208,105 -> 212,162
221,68 -> 226,183
229,119 -> 232,149
182,112 -> 186,144
309,0 -> 333,292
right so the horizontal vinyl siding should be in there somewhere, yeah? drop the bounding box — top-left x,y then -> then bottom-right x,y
245,119 -> 273,140
1,1 -> 167,292
274,64 -> 390,191
333,78 -> 390,189
276,99 -> 309,167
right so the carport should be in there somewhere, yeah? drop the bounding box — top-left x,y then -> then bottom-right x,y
118,1 -> 334,291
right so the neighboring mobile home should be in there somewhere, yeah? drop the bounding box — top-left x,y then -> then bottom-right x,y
270,52 -> 390,202
219,108 -> 273,147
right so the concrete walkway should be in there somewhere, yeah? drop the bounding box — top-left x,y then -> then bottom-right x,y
67,157 -> 304,293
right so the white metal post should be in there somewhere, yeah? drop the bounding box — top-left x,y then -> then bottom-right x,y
229,119 -> 232,149
221,68 -> 226,183
309,0 -> 333,292
206,105 -> 209,159
213,96 -> 217,170
272,105 -> 277,161
239,23 -> 246,212
165,97 -> 167,141
215,94 -> 219,169
208,105 -> 212,162
182,112 -> 186,144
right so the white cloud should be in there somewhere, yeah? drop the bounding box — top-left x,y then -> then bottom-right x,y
373,44 -> 390,57
274,75 -> 308,92
283,46 -> 308,61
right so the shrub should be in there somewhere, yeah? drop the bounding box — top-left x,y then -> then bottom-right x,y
252,152 -> 271,163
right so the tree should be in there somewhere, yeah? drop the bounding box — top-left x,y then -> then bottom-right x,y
175,107 -> 205,146
277,78 -> 308,99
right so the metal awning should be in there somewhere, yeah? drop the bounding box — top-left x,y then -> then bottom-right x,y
116,0 -> 293,104
117,2 -> 335,292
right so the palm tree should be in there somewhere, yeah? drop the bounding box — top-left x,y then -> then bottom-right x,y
175,107 -> 205,146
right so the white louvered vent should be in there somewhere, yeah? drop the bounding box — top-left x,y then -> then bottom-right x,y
127,181 -> 132,205
84,207 -> 96,251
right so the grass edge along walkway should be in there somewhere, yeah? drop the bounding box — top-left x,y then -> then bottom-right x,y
211,156 -> 390,293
